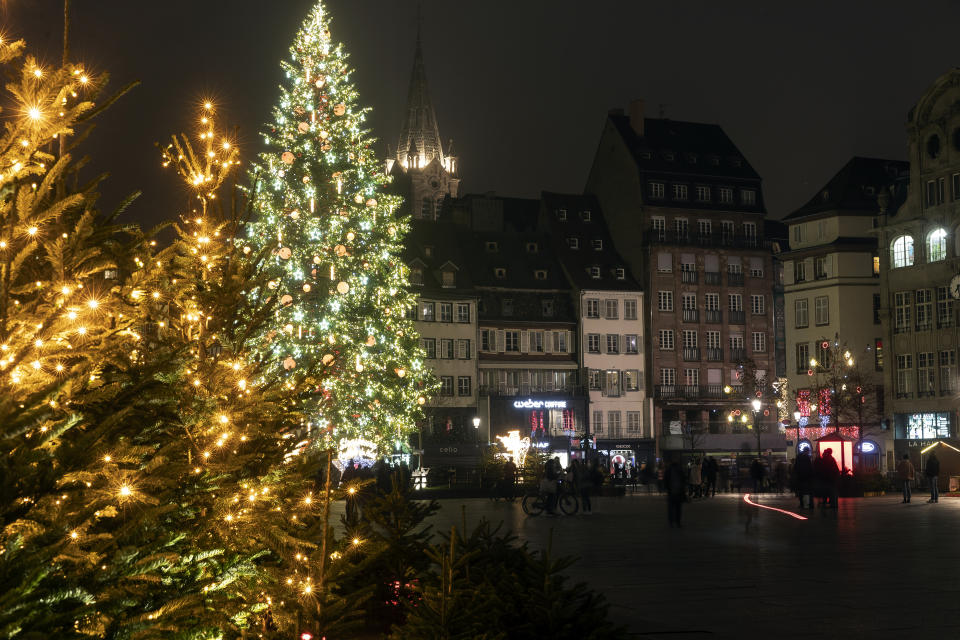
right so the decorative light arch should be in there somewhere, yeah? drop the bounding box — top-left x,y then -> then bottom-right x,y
890,235 -> 914,268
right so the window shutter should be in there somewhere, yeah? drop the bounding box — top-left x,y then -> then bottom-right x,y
497,330 -> 505,353
567,331 -> 574,353
658,252 -> 672,271
498,370 -> 507,386
750,257 -> 763,271
705,254 -> 719,271
545,333 -> 553,354
521,331 -> 529,353
824,256 -> 833,277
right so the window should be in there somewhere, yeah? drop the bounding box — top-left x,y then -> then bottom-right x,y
485,241 -> 499,253
624,334 -> 639,354
729,334 -> 744,351
530,331 -> 544,353
457,376 -> 472,397
589,372 -> 602,391
557,208 -> 567,221
895,291 -> 912,333
683,368 -> 699,387
749,257 -> 764,277
542,299 -> 554,317
873,255 -> 880,276
627,412 -> 642,432
494,267 -> 507,279
896,354 -> 913,397
505,330 -> 520,352
440,376 -> 454,396
743,222 -> 757,244
660,367 -> 676,386
874,293 -> 881,324
658,290 -> 674,311
592,238 -> 603,251
615,268 -> 626,279
698,219 -> 712,238
752,332 -> 766,353
439,338 -> 454,359
410,267 -> 424,286
589,266 -> 601,279
604,299 -> 619,319
405,305 -> 417,320
719,187 -> 733,204
625,370 -> 640,391
928,228 -> 948,262
534,269 -> 548,280
502,299 -> 514,316
918,352 -> 935,396
608,411 -> 622,432
652,217 -> 666,240
672,184 -> 689,200
816,341 -> 832,369
441,270 -> 455,288
650,182 -> 665,199
439,303 -> 453,322
526,242 -> 539,253
796,389 -> 811,417
603,370 -> 622,397
814,296 -> 829,326
675,218 -> 689,238
456,303 -> 470,323
891,235 -> 914,268
814,257 -> 828,279
795,299 -> 809,328
792,225 -> 805,243
953,174 -> 960,201
659,329 -> 675,350
593,410 -> 603,432
927,180 -> 937,207
587,334 -> 601,353
457,339 -> 471,359
705,293 -> 719,311
586,298 -> 600,318
581,210 -> 592,222
567,237 -> 580,250
940,350 -> 956,394
721,220 -> 735,241
706,331 -> 721,349
682,293 -> 696,310
696,186 -> 711,202
794,260 -> 807,282
553,331 -> 568,353
875,338 -> 883,371
421,338 -> 436,359
937,286 -> 953,327
420,301 -> 435,321
741,189 -> 757,205
606,334 -> 620,354
421,198 -> 434,219
751,295 -> 765,315
796,342 -> 810,373
624,298 -> 637,320
728,294 -> 742,312
727,259 -> 742,275
657,252 -> 672,272
916,289 -> 932,330
682,330 -> 698,349
480,329 -> 494,352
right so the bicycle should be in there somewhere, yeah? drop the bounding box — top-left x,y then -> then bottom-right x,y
521,484 -> 578,516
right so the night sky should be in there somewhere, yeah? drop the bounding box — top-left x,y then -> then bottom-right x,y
8,0 -> 960,229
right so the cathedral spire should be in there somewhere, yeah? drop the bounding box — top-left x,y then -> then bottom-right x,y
397,16 -> 446,171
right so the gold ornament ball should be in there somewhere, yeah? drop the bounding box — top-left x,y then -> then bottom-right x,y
365,198 -> 377,208
281,151 -> 295,164
298,122 -> 310,134
319,130 -> 329,140
322,354 -> 334,366
353,194 -> 363,204
315,78 -> 325,88
417,396 -> 426,405
346,231 -> 356,242
302,175 -> 310,184
334,244 -> 347,257
365,335 -> 376,346
280,294 -> 293,306
283,357 -> 296,370
388,226 -> 397,236
313,255 -> 322,264
278,247 -> 292,259
333,103 -> 346,116
302,283 -> 312,292
395,367 -> 406,378
337,281 -> 350,294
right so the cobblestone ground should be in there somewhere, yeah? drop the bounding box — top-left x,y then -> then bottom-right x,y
421,491 -> 956,639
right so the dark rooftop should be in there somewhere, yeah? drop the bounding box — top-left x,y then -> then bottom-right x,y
785,156 -> 909,221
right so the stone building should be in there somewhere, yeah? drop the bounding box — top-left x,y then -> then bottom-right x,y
543,192 -> 653,469
782,157 -> 907,471
586,100 -> 783,459
877,68 -> 960,466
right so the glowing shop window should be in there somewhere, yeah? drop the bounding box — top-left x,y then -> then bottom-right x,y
906,412 -> 950,440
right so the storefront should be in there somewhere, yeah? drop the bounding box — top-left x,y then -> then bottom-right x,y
489,395 -> 586,462
894,411 -> 957,462
595,439 -> 656,474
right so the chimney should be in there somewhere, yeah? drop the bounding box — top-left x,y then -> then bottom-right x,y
629,99 -> 645,137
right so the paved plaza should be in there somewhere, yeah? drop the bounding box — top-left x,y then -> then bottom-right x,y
421,492 -> 957,639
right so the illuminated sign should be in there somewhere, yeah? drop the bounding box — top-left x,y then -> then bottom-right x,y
513,399 -> 567,409
859,441 -> 877,453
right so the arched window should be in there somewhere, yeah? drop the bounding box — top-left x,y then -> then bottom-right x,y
890,235 -> 914,268
420,197 -> 433,220
927,228 -> 947,262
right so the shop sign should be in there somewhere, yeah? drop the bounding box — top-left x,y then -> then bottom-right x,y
513,398 -> 567,409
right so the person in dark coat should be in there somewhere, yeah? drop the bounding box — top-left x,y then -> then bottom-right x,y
749,458 -> 765,493
795,449 -> 815,509
926,452 -> 941,503
818,448 -> 840,508
704,457 -> 718,497
664,456 -> 687,527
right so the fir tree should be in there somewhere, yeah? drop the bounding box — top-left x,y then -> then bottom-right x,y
245,0 -> 433,453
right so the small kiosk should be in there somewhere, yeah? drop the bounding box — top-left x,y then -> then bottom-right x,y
816,432 -> 854,475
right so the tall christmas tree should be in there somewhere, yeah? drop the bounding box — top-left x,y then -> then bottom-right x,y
246,1 -> 432,453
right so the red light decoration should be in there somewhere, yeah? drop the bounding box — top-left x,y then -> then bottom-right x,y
821,341 -> 829,349
807,369 -> 814,376
743,494 -> 808,520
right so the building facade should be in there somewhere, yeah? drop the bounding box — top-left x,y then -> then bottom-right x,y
586,100 -> 783,459
782,157 -> 906,471
877,69 -> 960,468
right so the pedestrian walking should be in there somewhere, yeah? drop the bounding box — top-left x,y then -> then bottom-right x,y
688,457 -> 702,499
926,452 -> 940,503
542,457 -> 559,514
704,457 -> 718,497
664,456 -> 687,528
749,458 -> 765,493
897,453 -> 915,503
819,448 -> 840,508
795,449 -> 814,509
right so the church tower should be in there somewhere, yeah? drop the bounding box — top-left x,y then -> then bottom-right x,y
386,25 -> 460,220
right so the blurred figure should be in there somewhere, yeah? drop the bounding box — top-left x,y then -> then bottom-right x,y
688,457 -> 702,499
819,448 -> 840,509
795,449 -> 814,509
926,452 -> 940,503
704,457 -> 718,497
664,456 -> 687,528
898,453 -> 915,503
749,458 -> 765,493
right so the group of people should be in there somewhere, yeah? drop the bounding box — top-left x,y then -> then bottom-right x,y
790,447 -> 842,509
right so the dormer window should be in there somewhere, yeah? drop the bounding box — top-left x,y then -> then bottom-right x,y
423,245 -> 434,258
526,242 -> 539,253
485,241 -> 499,253
410,267 -> 424,286
730,157 -> 743,167
494,267 -> 507,279
710,156 -> 720,166
580,210 -> 592,222
557,208 -> 567,221
542,299 -> 555,317
592,239 -> 603,251
441,270 -> 455,288
615,267 -> 626,280
685,153 -> 698,164
567,237 -> 580,250
534,269 -> 548,280
640,151 -> 652,159
589,266 -> 601,279
664,152 -> 675,162
502,298 -> 514,316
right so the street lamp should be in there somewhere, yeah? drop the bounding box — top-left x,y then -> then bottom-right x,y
751,398 -> 762,458
473,416 -> 481,444
793,410 -> 802,456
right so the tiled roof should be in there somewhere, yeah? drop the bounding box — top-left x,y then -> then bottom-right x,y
785,156 -> 909,220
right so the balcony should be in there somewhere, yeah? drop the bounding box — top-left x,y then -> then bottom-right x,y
727,272 -> 744,287
644,228 -> 770,250
729,310 -> 745,324
681,270 -> 698,284
655,384 -> 741,400
706,347 -> 724,362
682,308 -> 699,323
705,309 -> 723,323
730,347 -> 746,362
683,347 -> 701,361
704,271 -> 722,285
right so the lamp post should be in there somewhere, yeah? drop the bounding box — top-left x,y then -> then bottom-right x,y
793,410 -> 802,457
751,398 -> 762,459
473,416 -> 481,445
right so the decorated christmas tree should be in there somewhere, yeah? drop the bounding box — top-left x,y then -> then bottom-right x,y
245,0 -> 432,455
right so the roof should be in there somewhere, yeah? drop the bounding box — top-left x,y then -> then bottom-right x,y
785,157 -> 909,221
403,220 -> 476,294
608,114 -> 762,180
540,191 -> 641,291
396,32 -> 445,169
